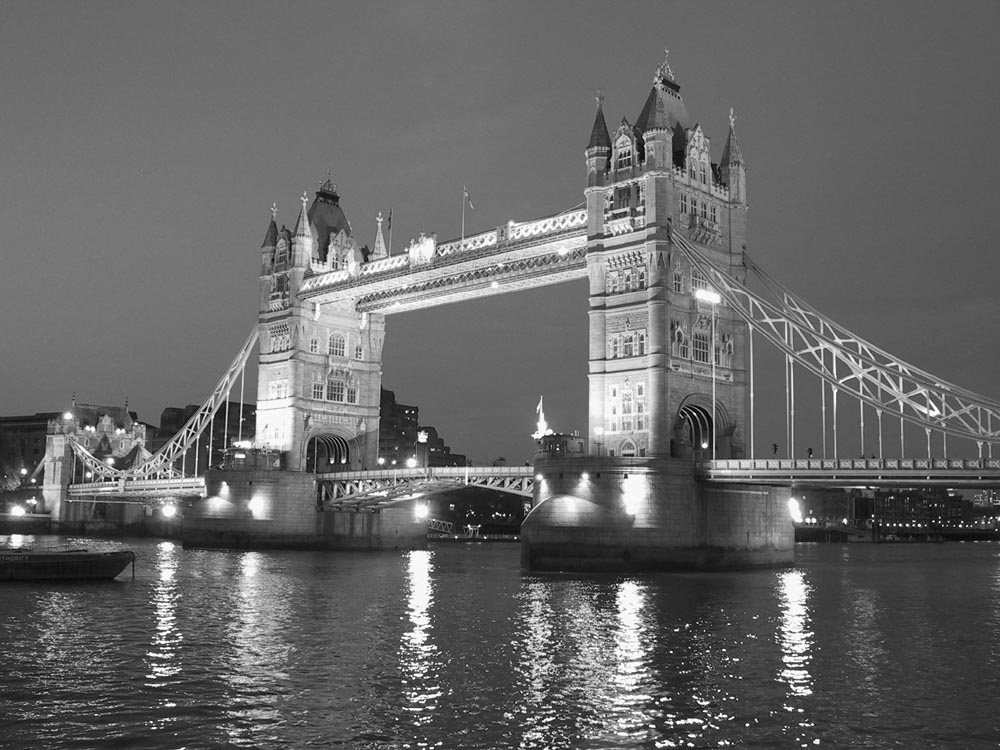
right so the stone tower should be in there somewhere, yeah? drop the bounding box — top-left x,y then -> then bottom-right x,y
585,52 -> 750,460
256,180 -> 385,471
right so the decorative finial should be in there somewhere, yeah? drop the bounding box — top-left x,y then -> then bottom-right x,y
654,47 -> 675,85
595,89 -> 604,108
301,191 -> 308,211
270,202 -> 277,220
729,107 -> 736,130
376,211 -> 383,227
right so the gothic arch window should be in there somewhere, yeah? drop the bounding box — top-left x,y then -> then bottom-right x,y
329,333 -> 346,358
619,439 -> 637,457
623,334 -> 634,358
691,267 -> 709,293
611,337 -> 619,359
624,269 -> 633,290
622,391 -> 634,431
693,332 -> 710,363
673,270 -> 683,293
688,160 -> 696,180
637,332 -> 646,356
638,267 -> 647,289
700,200 -> 708,219
354,344 -> 363,360
327,379 -> 345,402
690,196 -> 697,216
699,162 -> 707,185
616,147 -> 632,170
680,194 -> 688,214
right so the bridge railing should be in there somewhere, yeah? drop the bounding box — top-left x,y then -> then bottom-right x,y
315,465 -> 534,481
704,458 -> 1000,472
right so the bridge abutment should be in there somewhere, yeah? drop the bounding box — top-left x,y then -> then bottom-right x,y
521,456 -> 793,571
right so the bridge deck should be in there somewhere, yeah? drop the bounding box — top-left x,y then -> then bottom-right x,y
701,458 -> 1000,487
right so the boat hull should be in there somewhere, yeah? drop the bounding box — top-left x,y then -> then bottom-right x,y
0,550 -> 135,581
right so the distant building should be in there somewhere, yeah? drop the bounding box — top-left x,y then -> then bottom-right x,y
149,401 -> 256,471
378,388 -> 466,467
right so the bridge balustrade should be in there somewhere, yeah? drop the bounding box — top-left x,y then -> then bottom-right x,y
707,458 -> 1000,472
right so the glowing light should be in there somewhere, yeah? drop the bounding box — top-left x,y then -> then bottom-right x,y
63,411 -> 74,420
490,281 -> 499,289
161,504 -> 178,519
417,431 -> 428,444
621,474 -> 645,516
535,473 -> 544,481
581,472 -> 589,480
247,496 -> 264,515
234,452 -> 247,459
233,440 -> 252,449
788,498 -> 803,524
701,441 -> 709,449
694,288 -> 721,305
19,468 -> 27,476
10,506 -> 26,517
105,457 -> 115,466
406,457 -> 418,468
414,503 -> 429,520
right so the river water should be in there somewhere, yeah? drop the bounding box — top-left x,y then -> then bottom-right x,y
2,537 -> 999,749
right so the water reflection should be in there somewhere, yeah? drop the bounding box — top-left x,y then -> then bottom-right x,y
399,550 -> 441,726
777,569 -> 814,697
145,541 -> 181,684
222,551 -> 294,746
607,580 -> 656,743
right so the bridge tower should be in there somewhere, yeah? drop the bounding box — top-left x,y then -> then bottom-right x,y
255,180 -> 385,472
585,52 -> 749,461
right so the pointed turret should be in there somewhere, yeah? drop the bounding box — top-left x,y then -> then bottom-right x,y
260,202 -> 278,278
371,211 -> 388,260
292,191 -> 314,268
719,108 -> 747,204
585,91 -> 612,188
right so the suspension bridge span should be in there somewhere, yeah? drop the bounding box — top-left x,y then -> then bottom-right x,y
35,51 -> 1000,569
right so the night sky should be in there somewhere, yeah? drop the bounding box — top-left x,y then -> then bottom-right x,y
3,1 -> 998,464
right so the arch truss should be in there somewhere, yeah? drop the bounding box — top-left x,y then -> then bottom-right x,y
68,327 -> 260,484
672,232 -> 1000,452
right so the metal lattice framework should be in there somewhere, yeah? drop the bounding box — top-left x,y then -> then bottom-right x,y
672,232 -> 1000,450
68,327 -> 259,482
317,466 -> 535,508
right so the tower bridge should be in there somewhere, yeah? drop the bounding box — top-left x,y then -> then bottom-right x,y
35,50 -> 1000,568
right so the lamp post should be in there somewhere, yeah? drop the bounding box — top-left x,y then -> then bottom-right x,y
594,426 -> 604,456
695,288 -> 721,461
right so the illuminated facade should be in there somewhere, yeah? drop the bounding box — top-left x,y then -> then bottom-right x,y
256,181 -> 385,471
584,52 -> 749,460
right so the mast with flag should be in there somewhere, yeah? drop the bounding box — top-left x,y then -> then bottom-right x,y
532,395 -> 552,440
387,208 -> 393,256
461,185 -> 474,245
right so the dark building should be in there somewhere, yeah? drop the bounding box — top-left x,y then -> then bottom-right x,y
149,401 -> 256,472
378,388 -> 466,467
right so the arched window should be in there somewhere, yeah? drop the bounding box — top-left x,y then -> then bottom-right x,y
624,269 -> 633,290
680,194 -> 688,214
638,267 -> 647,289
637,332 -> 646,356
693,333 -> 710,363
699,162 -> 707,185
619,439 -> 637,457
611,337 -> 619,359
328,333 -> 346,358
623,334 -> 634,358
622,392 -> 633,431
309,338 -> 319,354
354,344 -> 363,360
616,148 -> 632,170
673,271 -> 683,293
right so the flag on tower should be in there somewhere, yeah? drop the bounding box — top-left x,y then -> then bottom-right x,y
536,395 -> 543,414
464,185 -> 474,210
387,208 -> 392,230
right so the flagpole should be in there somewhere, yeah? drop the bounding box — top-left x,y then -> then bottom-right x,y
388,209 -> 393,257
461,186 -> 466,246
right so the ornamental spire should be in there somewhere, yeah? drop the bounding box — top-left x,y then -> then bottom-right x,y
294,191 -> 310,237
654,48 -> 675,86
586,89 -> 611,151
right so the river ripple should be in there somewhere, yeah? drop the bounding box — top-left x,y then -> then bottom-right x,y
2,538 -> 999,749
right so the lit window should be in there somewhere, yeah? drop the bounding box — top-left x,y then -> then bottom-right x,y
622,392 -> 633,431
693,333 -> 710,363
329,333 -> 346,358
691,267 -> 709,293
327,380 -> 345,402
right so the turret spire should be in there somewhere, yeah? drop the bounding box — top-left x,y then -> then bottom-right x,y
261,202 -> 278,248
587,90 -> 611,150
371,211 -> 388,260
294,191 -> 310,237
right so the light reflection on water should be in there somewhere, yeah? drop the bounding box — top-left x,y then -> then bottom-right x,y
2,540 -> 1000,749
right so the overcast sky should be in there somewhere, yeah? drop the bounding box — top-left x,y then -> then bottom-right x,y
2,1 -> 998,463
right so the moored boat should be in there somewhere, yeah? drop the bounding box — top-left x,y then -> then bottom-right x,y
0,546 -> 135,581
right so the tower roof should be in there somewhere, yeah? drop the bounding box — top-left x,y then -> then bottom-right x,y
587,91 -> 611,150
293,192 -> 311,238
720,108 -> 744,168
261,202 -> 278,248
635,50 -> 692,133
308,178 -> 352,255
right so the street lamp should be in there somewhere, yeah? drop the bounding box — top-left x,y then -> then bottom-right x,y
594,426 -> 604,456
695,288 -> 721,461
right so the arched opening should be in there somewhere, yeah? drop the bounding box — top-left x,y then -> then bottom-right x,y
619,438 -> 638,457
306,433 -> 351,473
676,402 -> 714,460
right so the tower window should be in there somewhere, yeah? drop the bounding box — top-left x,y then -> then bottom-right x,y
637,332 -> 646,356
616,148 -> 632,170
309,338 -> 319,354
354,344 -> 363,360
673,271 -> 683,293
680,194 -> 688,214
312,383 -> 325,400
329,333 -> 346,358
700,201 -> 708,219
690,197 -> 697,216
691,267 -> 709,293
711,205 -> 718,223
347,387 -> 357,404
327,380 -> 345,402
623,334 -> 634,358
638,267 -> 647,289
693,333 -> 710,363
699,163 -> 707,185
